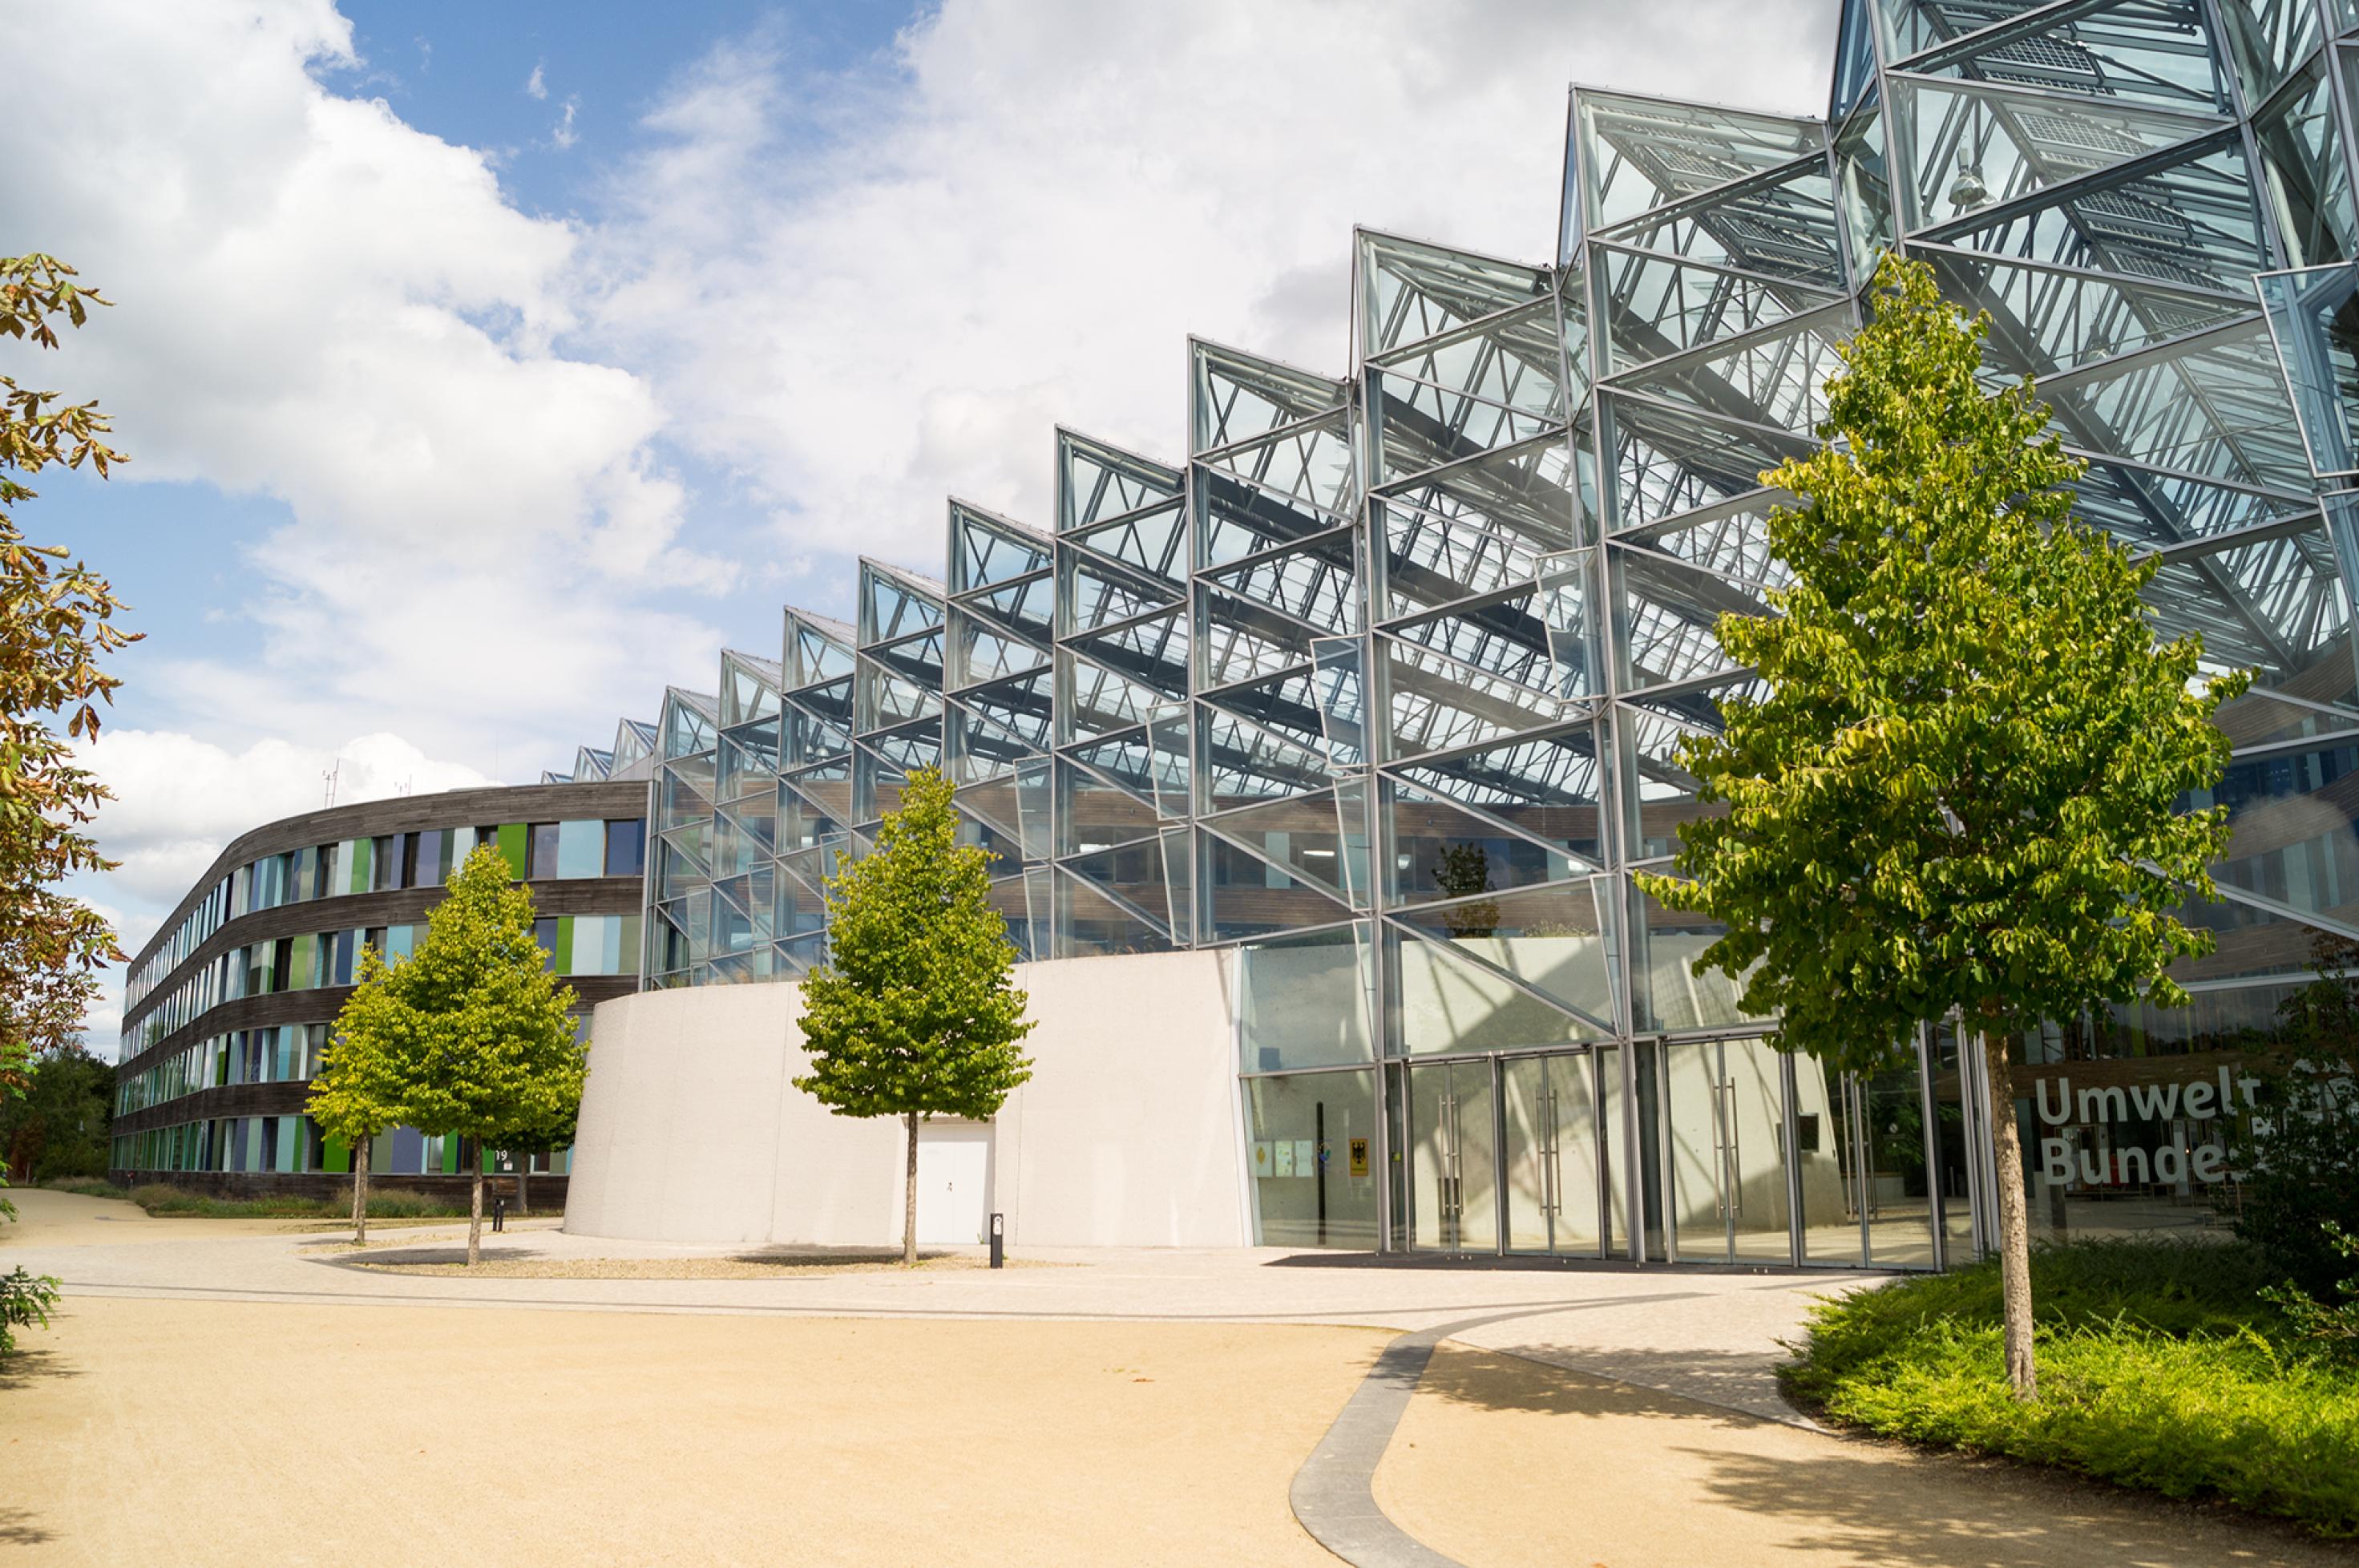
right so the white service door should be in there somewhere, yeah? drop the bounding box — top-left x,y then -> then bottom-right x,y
915,1125 -> 991,1244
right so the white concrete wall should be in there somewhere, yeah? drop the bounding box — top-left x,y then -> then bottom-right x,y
564,950 -> 1247,1249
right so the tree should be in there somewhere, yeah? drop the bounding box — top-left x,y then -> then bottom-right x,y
395,846 -> 585,1265
0,256 -> 136,1058
1635,255 -> 2245,1401
794,767 -> 1036,1264
0,1039 -> 59,1357
0,1043 -> 113,1182
309,944 -> 417,1245
2225,932 -> 2359,1295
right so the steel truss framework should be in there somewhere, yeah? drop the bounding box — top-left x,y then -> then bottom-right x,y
568,0 -> 2359,1263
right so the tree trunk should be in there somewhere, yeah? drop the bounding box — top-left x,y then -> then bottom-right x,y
353,1134 -> 370,1246
903,1110 -> 919,1267
467,1138 -> 483,1267
1982,1029 -> 2038,1401
517,1154 -> 530,1218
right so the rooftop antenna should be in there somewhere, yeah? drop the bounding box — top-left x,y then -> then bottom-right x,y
322,759 -> 341,809
395,775 -> 413,797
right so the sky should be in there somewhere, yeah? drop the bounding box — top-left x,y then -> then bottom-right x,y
12,0 -> 1837,1053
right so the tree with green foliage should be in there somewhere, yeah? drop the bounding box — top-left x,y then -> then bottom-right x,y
0,1040 -> 59,1357
1637,255 -> 2247,1401
309,944 -> 418,1245
396,846 -> 585,1265
0,1042 -> 112,1182
794,767 -> 1036,1264
2228,933 -> 2359,1296
0,256 -> 136,1061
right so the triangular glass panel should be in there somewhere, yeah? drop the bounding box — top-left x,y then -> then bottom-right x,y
1831,0 -> 1877,121
870,628 -> 945,691
2212,0 -> 2324,108
1384,591 -> 1557,701
2256,262 -> 2359,479
1593,149 -> 1848,292
786,610 -> 857,688
790,675 -> 854,733
1613,542 -> 1767,692
1190,341 -> 1347,455
1060,647 -> 1164,742
964,571 -> 1056,647
1373,429 -> 1581,548
1895,0 -> 2232,115
1202,527 -> 1363,638
1589,243 -> 1844,377
719,650 -> 784,728
950,499 -> 1051,596
1064,499 -> 1189,587
1388,724 -> 1606,866
1060,547 -> 1182,636
2042,316 -> 2317,494
1932,130 -> 2267,292
1892,75 -> 2232,235
1063,840 -> 1183,940
855,654 -> 942,730
1200,582 -> 1319,689
1359,230 -> 1551,358
1066,607 -> 1190,702
1598,392 -> 1813,535
1835,92 -> 1892,284
780,759 -> 854,835
1057,748 -> 1163,851
1202,840 -> 1356,943
781,697 -> 851,770
858,561 -> 945,644
1201,665 -> 1335,764
947,607 -> 1049,691
2069,454 -> 2316,552
1575,89 -> 1826,237
1382,774 -> 1600,906
1393,881 -> 1615,1031
1058,430 -> 1185,533
1311,638 -> 1369,771
1201,789 -> 1363,907
1054,866 -> 1179,958
1921,244 -> 2256,383
1200,705 -> 1333,813
1387,921 -> 1607,1053
1379,632 -> 1569,762
2147,514 -> 2357,697
1609,302 -> 1851,440
1194,410 -> 1359,535
1371,374 -> 1565,485
958,668 -> 1056,757
776,774 -> 850,853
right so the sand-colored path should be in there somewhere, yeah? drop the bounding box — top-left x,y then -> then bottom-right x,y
5,1294 -> 1378,1566
1373,1344 -> 2353,1567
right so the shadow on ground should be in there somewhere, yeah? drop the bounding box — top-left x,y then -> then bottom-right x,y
0,1345 -> 81,1393
1412,1342 -> 1776,1431
0,1507 -> 57,1548
1679,1441 -> 2343,1566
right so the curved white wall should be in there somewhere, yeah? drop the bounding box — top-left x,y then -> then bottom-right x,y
565,950 -> 1249,1248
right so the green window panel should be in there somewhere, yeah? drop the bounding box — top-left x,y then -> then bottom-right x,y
346,837 -> 372,894
290,939 -> 313,991
554,915 -> 576,973
441,1134 -> 460,1174
323,1134 -> 350,1174
495,822 -> 529,878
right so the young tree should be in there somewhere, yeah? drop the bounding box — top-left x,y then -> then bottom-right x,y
794,767 -> 1036,1264
0,255 -> 136,1059
2226,933 -> 2359,1295
309,944 -> 417,1244
396,847 -> 586,1265
1636,255 -> 2244,1401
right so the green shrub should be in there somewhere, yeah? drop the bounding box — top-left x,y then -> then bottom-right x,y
40,1177 -> 129,1199
2264,1222 -> 2359,1363
0,1266 -> 61,1357
115,1182 -> 474,1220
1788,1239 -> 2359,1537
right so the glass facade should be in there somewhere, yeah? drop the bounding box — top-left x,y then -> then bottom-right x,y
579,0 -> 2359,1265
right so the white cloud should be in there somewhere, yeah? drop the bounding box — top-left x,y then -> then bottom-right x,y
525,61 -> 547,99
552,96 -> 580,151
589,0 -> 1837,567
7,0 -> 728,767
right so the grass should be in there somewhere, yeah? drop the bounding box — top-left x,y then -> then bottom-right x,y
1785,1238 -> 2359,1538
40,1178 -> 481,1221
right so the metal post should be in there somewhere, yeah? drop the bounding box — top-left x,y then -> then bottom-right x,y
988,1210 -> 1004,1269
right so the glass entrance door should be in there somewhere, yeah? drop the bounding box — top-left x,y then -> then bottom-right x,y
1504,1052 -> 1608,1256
1665,1038 -> 1796,1263
1408,1060 -> 1497,1252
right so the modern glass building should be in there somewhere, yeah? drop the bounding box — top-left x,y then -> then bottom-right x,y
107,782 -> 649,1197
591,0 -> 2359,1265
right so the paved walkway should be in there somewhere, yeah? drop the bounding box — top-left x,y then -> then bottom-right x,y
2,1190 -> 1857,1425
9,1190 -> 2345,1566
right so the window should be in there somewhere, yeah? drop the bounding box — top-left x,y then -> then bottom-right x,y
534,916 -> 559,972
374,836 -> 400,891
604,818 -> 647,878
557,819 -> 604,879
527,822 -> 562,879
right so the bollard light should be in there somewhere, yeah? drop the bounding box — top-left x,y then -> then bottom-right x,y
988,1210 -> 1004,1269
